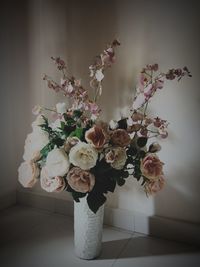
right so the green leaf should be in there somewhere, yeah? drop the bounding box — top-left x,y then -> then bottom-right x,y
60,121 -> 65,130
40,142 -> 54,158
138,150 -> 146,158
71,191 -> 87,202
127,146 -> 137,156
69,127 -> 83,139
87,191 -> 106,214
117,178 -> 126,186
122,171 -> 129,179
137,137 -> 147,147
117,118 -> 127,129
73,110 -> 83,118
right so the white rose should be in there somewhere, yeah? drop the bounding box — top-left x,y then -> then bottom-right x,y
18,161 -> 40,188
69,142 -> 98,170
23,129 -> 49,161
56,102 -> 67,114
46,148 -> 70,178
40,167 -> 66,193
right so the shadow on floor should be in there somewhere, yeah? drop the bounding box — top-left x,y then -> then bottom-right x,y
100,236 -> 199,260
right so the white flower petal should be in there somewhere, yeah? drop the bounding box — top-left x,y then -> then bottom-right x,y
95,69 -> 104,82
69,142 -> 98,170
46,148 -> 70,178
56,102 -> 67,114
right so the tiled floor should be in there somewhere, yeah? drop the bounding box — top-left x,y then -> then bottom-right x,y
0,206 -> 199,267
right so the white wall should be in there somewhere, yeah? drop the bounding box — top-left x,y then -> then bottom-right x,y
2,0 -> 199,223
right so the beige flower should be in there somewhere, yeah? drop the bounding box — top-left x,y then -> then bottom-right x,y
46,148 -> 70,178
40,167 -> 66,193
105,147 -> 127,170
144,176 -> 165,195
69,142 -> 98,170
67,167 -> 95,193
18,161 -> 40,188
140,153 -> 164,180
85,125 -> 108,149
111,129 -> 131,147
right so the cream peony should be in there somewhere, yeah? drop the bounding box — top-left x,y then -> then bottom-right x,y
46,148 -> 70,178
23,129 -> 49,161
105,147 -> 127,170
69,142 -> 98,170
40,167 -> 66,193
18,161 -> 40,188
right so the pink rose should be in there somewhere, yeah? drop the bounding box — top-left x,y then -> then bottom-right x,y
141,153 -> 164,180
145,176 -> 165,195
40,167 -> 66,193
67,167 -> 95,193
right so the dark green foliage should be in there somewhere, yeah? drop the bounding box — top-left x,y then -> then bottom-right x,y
69,127 -> 83,139
117,118 -> 127,129
66,185 -> 87,202
137,137 -> 147,147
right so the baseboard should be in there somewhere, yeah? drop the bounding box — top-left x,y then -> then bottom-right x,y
0,191 -> 16,210
16,191 -> 200,245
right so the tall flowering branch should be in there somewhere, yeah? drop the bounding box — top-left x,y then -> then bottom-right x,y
89,39 -> 120,102
43,40 -> 120,120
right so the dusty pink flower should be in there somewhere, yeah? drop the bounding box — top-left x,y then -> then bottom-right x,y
85,125 -> 108,149
141,153 -> 164,180
145,176 -> 165,195
111,129 -> 131,147
105,147 -> 127,170
40,167 -> 66,193
67,167 -> 95,193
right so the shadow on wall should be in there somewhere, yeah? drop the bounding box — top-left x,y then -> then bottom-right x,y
0,0 -> 32,196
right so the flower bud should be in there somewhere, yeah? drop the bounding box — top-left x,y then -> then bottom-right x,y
149,142 -> 161,153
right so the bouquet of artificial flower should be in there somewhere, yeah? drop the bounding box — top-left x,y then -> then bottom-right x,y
18,40 -> 191,213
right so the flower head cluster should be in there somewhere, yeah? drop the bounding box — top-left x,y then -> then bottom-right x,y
18,40 -> 191,213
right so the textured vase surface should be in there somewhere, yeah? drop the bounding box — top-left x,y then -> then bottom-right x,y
74,197 -> 104,260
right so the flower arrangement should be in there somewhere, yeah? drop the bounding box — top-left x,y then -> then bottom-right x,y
18,40 -> 191,213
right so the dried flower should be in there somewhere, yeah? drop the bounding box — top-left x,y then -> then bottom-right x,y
141,154 -> 164,180
111,129 -> 131,147
67,167 -> 95,193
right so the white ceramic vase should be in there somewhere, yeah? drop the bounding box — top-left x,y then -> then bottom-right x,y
74,197 -> 104,259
